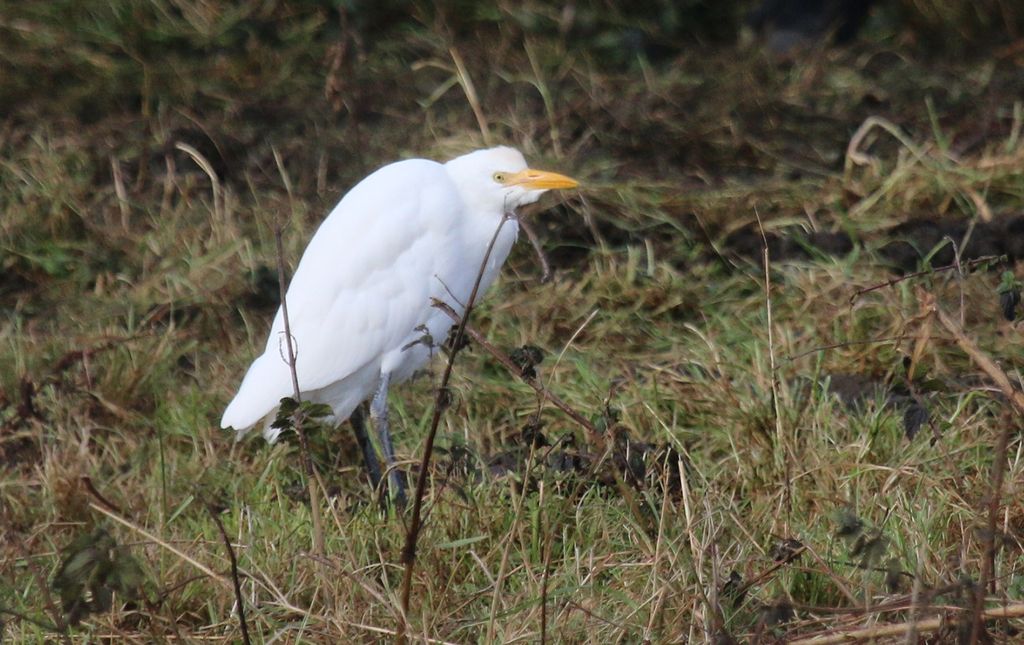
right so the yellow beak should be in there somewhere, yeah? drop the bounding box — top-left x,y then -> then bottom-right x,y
506,168 -> 579,190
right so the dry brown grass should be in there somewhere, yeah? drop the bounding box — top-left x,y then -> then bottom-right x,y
3,2 -> 1024,642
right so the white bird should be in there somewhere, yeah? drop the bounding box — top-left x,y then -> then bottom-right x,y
221,146 -> 578,502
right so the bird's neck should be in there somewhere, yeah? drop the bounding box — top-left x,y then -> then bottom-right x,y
470,213 -> 519,293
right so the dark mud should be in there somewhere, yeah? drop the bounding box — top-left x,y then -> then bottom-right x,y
720,214 -> 1024,272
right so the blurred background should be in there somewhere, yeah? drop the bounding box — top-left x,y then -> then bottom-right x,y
4,0 -> 1024,298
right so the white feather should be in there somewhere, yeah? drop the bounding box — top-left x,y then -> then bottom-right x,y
221,146 -> 573,440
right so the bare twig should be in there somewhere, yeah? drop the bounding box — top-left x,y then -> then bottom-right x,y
271,148 -> 326,558
733,546 -> 807,602
396,214 -> 513,643
518,217 -> 553,283
272,225 -> 325,557
81,476 -> 125,515
785,334 -> 953,362
207,506 -> 251,645
431,300 -> 602,447
849,255 -> 1004,304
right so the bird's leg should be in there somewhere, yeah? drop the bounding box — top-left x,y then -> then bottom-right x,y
348,403 -> 383,495
370,372 -> 407,508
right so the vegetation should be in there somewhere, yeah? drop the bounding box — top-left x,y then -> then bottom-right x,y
2,1 -> 1023,642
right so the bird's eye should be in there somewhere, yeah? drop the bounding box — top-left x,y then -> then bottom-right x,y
492,172 -> 507,183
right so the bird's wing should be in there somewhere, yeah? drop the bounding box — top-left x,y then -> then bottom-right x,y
221,159 -> 464,431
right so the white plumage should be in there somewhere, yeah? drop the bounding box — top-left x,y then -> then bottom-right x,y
221,147 -> 577,449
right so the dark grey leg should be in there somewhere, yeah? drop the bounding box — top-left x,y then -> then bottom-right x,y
371,372 -> 407,508
349,404 -> 383,494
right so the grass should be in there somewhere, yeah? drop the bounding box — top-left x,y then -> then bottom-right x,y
2,1 -> 1024,642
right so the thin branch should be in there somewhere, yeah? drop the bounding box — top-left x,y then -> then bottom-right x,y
849,255 -> 1004,304
733,546 -> 807,602
207,506 -> 251,645
81,476 -> 125,515
271,147 -> 326,558
431,300 -> 602,446
155,574 -> 212,604
518,217 -> 553,283
396,214 -> 513,644
784,335 -> 954,362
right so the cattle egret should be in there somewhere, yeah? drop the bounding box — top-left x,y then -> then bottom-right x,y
221,146 -> 578,503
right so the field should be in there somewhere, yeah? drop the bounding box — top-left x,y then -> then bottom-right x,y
3,1 -> 1024,642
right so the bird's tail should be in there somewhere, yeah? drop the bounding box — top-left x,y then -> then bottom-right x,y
220,354 -> 289,437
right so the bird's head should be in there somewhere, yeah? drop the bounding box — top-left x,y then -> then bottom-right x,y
444,146 -> 578,215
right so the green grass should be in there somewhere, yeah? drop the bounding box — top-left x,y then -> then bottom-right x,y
3,1 -> 1024,642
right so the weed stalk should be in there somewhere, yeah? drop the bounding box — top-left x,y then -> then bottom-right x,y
271,148 -> 327,558
396,213 -> 513,643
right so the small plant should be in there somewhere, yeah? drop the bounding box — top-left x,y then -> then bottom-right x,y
834,509 -> 896,573
51,528 -> 145,626
269,397 -> 334,438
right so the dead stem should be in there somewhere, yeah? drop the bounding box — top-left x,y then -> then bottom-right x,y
396,214 -> 513,644
431,300 -> 602,447
272,147 -> 327,558
207,504 -> 251,645
272,225 -> 326,558
849,255 -> 1005,304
